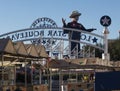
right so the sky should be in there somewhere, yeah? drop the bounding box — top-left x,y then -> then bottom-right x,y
0,0 -> 120,39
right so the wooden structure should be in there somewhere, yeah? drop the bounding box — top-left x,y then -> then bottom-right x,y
0,38 -> 49,91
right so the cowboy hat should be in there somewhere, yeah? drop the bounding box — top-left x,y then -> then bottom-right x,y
69,10 -> 81,18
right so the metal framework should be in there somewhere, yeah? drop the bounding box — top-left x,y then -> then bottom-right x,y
0,27 -> 104,59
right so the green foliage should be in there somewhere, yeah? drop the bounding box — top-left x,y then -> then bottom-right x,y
108,39 -> 120,61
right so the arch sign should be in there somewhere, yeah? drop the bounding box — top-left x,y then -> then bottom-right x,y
0,17 -> 104,58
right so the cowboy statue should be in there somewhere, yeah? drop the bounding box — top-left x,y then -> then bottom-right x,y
62,10 -> 96,58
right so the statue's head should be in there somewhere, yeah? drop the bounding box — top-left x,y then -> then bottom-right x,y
69,10 -> 81,18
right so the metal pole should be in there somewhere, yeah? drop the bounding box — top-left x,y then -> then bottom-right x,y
31,61 -> 33,85
39,69 -> 41,84
83,46 -> 85,58
69,32 -> 71,58
60,40 -> 64,59
59,69 -> 62,91
49,68 -> 52,91
104,27 -> 108,54
1,54 -> 4,86
76,44 -> 78,59
25,58 -> 27,91
88,47 -> 90,57
47,59 -> 50,91
102,27 -> 110,61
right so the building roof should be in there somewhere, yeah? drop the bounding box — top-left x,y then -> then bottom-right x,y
47,58 -> 114,70
0,38 -> 16,54
0,38 -> 49,66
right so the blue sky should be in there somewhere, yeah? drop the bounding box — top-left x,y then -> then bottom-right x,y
0,0 -> 120,39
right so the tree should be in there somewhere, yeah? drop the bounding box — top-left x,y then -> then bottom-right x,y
108,39 -> 120,61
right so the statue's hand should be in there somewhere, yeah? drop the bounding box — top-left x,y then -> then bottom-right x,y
62,18 -> 66,24
87,28 -> 96,32
91,28 -> 97,31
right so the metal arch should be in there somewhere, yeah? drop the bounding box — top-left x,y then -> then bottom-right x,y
0,27 -> 104,51
0,27 -> 104,39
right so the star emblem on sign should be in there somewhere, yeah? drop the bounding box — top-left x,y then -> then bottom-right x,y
92,37 -> 98,43
100,15 -> 111,27
102,17 -> 110,25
